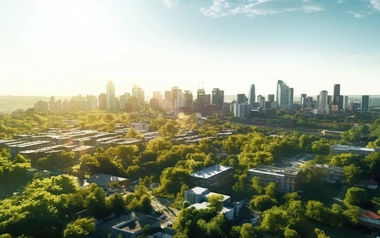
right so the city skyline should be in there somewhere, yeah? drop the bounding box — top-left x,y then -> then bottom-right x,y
1,0 -> 380,96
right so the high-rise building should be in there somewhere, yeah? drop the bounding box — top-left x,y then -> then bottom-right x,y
344,96 -> 349,110
317,95 -> 320,110
153,91 -> 163,108
34,100 -> 48,113
55,100 -> 62,111
333,84 -> 340,105
119,93 -> 130,111
212,88 -> 224,110
132,85 -> 145,108
306,96 -> 313,109
172,86 -> 181,108
249,84 -> 256,107
175,90 -> 184,108
233,103 -> 250,118
319,90 -> 329,115
196,88 -> 210,105
237,94 -> 247,104
268,94 -> 275,103
99,93 -> 107,110
106,81 -> 116,111
338,95 -> 344,111
259,96 -> 266,108
300,94 -> 307,109
288,88 -> 294,106
276,80 -> 290,109
327,95 -> 332,109
184,90 -> 193,108
362,95 -> 369,112
49,97 -> 55,111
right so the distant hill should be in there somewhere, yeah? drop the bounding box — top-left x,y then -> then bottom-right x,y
0,96 -> 69,113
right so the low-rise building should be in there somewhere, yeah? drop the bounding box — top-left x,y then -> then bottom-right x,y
360,211 -> 380,226
247,166 -> 302,193
184,187 -> 231,205
110,213 -> 161,238
189,164 -> 233,189
130,122 -> 149,131
314,164 -> 345,184
331,145 -> 380,156
357,180 -> 378,190
87,173 -> 131,188
189,202 -> 235,221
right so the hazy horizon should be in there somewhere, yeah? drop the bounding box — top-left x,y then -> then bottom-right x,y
1,0 -> 379,97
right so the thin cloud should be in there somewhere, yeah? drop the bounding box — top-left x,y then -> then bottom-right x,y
199,0 -> 324,18
346,52 -> 380,60
370,0 -> 380,11
347,10 -> 365,18
303,5 -> 324,13
337,0 -> 344,3
163,0 -> 178,8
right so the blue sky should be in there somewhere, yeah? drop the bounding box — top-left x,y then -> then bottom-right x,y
0,0 -> 379,97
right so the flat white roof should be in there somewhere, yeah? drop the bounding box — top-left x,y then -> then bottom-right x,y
189,165 -> 232,179
189,187 -> 209,195
332,144 -> 375,152
248,169 -> 285,177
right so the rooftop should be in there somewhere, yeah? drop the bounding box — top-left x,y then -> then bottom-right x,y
88,173 -> 129,187
205,192 -> 231,202
248,166 -> 301,176
117,220 -> 141,233
189,187 -> 209,195
8,141 -> 51,148
332,144 -> 377,153
361,211 -> 380,220
189,164 -> 232,179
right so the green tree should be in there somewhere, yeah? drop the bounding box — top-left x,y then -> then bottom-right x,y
315,228 -> 330,238
240,224 -> 256,238
207,194 -> 224,212
344,187 -> 366,206
63,218 -> 95,238
344,164 -> 363,185
252,176 -> 264,195
284,227 -> 299,238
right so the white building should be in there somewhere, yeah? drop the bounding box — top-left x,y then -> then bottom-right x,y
318,90 -> 329,115
106,81 -> 116,111
233,103 -> 250,118
331,144 -> 380,156
247,166 -> 302,193
184,187 -> 230,204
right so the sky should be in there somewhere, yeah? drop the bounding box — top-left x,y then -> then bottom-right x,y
0,0 -> 380,98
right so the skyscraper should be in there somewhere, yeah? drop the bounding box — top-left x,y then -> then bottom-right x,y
267,94 -> 275,103
184,90 -> 193,108
132,85 -> 145,108
333,84 -> 340,105
106,81 -> 116,111
300,94 -> 307,109
276,80 -> 290,109
344,96 -> 349,110
249,84 -> 256,107
237,94 -> 247,104
212,88 -> 224,110
362,95 -> 369,112
319,90 -> 329,115
288,88 -> 294,105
